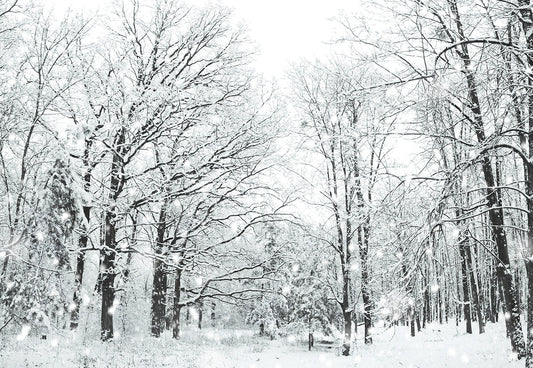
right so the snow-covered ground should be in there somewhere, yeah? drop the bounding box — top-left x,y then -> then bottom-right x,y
0,322 -> 522,367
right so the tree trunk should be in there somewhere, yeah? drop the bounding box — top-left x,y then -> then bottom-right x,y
151,202 -> 168,337
360,224 -> 372,344
100,128 -> 125,341
172,268 -> 182,339
340,253 -> 352,355
458,233 -> 472,334
342,308 -> 351,356
70,145 -> 93,330
70,206 -> 90,330
211,303 -> 216,327
489,260 -> 498,323
409,307 -> 415,337
100,210 -> 117,341
151,258 -> 167,337
197,301 -> 203,330
466,242 -> 485,334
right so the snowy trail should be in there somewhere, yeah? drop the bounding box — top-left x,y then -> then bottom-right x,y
0,323 -> 522,367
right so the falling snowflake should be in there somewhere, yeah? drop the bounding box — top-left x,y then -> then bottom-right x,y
287,335 -> 296,343
16,325 -> 30,341
108,306 -> 116,315
291,263 -> 300,273
195,276 -> 203,286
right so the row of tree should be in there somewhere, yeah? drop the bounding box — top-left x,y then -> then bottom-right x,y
0,0 -> 291,343
4,1 -> 533,367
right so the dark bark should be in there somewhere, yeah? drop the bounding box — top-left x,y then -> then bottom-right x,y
197,301 -> 203,330
341,308 -> 351,355
151,258 -> 167,337
458,234 -> 472,334
423,271 -> 430,327
151,202 -> 168,337
409,307 -> 415,337
465,242 -> 485,334
489,260 -> 498,323
70,206 -> 90,330
211,303 -> 216,327
100,128 -> 126,341
172,267 -> 182,339
100,210 -> 117,341
360,224 -> 373,344
526,261 -> 533,367
70,134 -> 95,330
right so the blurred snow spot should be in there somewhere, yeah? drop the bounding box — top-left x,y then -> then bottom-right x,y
190,308 -> 199,321
447,348 -> 456,356
291,264 -> 299,274
50,338 -> 58,347
16,325 -> 30,341
82,294 -> 91,306
451,227 -> 460,239
461,354 -> 469,363
195,276 -> 203,286
287,335 -> 296,343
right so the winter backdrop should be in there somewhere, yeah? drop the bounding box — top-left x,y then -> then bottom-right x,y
0,0 -> 532,367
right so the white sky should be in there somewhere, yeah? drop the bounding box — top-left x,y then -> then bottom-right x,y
44,0 -> 362,77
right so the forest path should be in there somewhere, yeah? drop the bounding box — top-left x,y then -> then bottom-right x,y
0,322 -> 522,367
